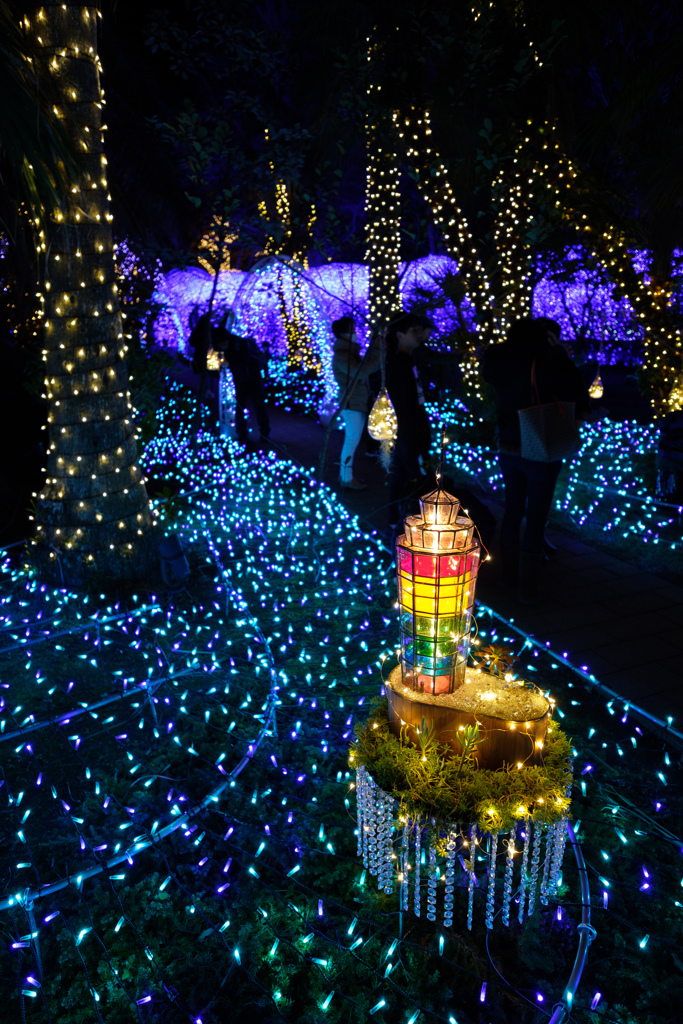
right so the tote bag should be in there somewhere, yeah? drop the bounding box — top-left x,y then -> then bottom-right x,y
518,360 -> 582,462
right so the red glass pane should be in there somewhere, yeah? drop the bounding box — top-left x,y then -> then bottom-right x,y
397,546 -> 413,574
439,553 -> 466,577
413,553 -> 438,577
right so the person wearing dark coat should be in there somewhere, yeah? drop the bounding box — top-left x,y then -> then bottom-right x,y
187,308 -> 214,406
385,311 -> 433,529
212,315 -> 270,442
482,317 -> 590,601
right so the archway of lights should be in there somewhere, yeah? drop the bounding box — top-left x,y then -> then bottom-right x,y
0,378 -> 678,1023
151,250 -> 652,413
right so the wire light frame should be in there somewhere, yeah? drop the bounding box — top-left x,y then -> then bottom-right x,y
397,488 -> 481,695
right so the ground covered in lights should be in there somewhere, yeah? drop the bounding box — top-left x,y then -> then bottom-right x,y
0,380 -> 680,1024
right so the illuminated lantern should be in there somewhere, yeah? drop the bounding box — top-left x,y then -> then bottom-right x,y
396,488 -> 479,695
206,346 -> 225,372
588,373 -> 604,399
367,387 -> 398,441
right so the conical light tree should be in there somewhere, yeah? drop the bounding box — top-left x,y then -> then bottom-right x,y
26,1 -> 156,583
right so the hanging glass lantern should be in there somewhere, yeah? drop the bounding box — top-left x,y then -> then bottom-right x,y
367,387 -> 398,441
206,346 -> 225,372
588,373 -> 603,399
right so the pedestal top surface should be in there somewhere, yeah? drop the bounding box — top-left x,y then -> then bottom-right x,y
387,666 -> 550,722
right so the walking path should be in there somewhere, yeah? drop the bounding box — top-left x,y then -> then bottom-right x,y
257,406 -> 683,736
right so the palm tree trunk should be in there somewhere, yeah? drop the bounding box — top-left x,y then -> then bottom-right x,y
28,1 -> 156,584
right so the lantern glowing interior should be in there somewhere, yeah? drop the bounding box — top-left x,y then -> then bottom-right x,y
397,488 -> 480,694
367,387 -> 398,441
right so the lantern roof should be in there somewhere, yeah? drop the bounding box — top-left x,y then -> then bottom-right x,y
419,488 -> 461,526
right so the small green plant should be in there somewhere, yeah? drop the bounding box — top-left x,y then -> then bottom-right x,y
455,722 -> 487,779
473,643 -> 517,676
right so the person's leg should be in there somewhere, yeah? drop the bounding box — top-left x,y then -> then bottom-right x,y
339,409 -> 365,482
250,375 -> 270,437
388,445 -> 421,528
521,459 -> 562,553
518,459 -> 561,602
498,453 -> 527,546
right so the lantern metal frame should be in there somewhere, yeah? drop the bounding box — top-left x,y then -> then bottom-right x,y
397,488 -> 481,695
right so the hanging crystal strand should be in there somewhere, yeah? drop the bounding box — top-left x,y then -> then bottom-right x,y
540,822 -> 556,906
427,822 -> 438,922
401,819 -> 410,912
526,821 -> 543,917
443,830 -> 456,928
413,816 -> 422,917
466,825 -> 477,931
548,817 -> 568,896
485,831 -> 499,930
368,783 -> 379,878
376,794 -> 388,890
383,796 -> 395,894
518,822 -> 532,925
356,768 -> 366,860
501,825 -> 517,927
364,776 -> 375,874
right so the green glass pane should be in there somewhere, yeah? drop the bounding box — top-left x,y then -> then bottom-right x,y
415,638 -> 437,658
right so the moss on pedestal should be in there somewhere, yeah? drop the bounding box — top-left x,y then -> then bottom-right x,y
350,697 -> 573,834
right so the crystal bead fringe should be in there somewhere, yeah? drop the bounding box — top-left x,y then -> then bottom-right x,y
368,781 -> 378,878
485,831 -> 499,930
548,817 -> 568,895
467,826 -> 476,931
355,775 -> 571,931
414,816 -> 422,917
540,822 -> 556,906
502,825 -> 516,927
376,794 -> 387,890
427,827 -> 438,922
357,767 -> 366,862
443,831 -> 456,928
518,823 -> 531,924
527,821 -> 543,917
383,797 -> 395,894
401,820 -> 410,912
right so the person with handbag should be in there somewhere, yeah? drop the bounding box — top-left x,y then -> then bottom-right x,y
482,317 -> 590,602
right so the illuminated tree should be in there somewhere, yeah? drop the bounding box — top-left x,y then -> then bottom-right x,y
28,1 -> 156,583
